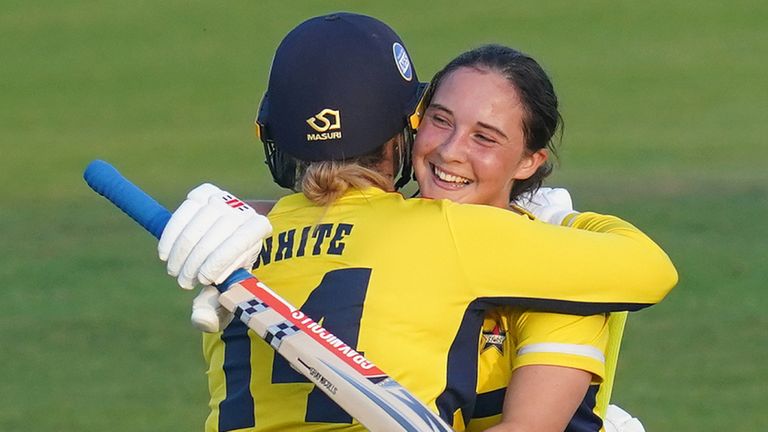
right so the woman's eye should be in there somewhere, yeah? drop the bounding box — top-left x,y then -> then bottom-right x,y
431,114 -> 450,126
475,134 -> 495,144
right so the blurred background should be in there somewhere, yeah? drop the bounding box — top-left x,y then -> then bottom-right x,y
2,1 -> 766,430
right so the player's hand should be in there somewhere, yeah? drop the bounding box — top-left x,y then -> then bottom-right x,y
513,187 -> 578,226
158,183 -> 272,289
191,285 -> 233,333
604,404 -> 646,432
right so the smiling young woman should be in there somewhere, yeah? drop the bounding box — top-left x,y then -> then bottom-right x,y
413,66 -> 548,208
413,45 -> 618,432
413,45 -> 560,209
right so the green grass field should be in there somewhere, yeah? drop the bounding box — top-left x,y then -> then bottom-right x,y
2,1 -> 766,430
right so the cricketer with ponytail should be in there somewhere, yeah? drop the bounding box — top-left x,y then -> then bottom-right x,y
158,13 -> 677,432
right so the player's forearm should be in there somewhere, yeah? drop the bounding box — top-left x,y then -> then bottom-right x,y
453,206 -> 678,310
488,365 -> 592,432
566,211 -> 679,304
510,188 -> 678,308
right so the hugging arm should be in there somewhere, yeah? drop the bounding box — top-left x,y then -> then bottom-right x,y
486,365 -> 593,432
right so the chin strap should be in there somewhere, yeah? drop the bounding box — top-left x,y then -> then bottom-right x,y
394,127 -> 415,190
395,82 -> 429,191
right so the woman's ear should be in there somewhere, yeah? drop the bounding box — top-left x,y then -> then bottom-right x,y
513,149 -> 549,180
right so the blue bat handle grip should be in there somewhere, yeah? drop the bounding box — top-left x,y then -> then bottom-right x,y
83,159 -> 252,291
84,160 -> 170,239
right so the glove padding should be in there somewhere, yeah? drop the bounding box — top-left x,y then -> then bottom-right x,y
513,187 -> 578,226
191,285 -> 233,333
604,404 -> 646,432
158,183 -> 272,289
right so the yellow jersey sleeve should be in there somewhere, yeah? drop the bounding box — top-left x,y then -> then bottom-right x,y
511,309 -> 608,380
445,205 -> 678,309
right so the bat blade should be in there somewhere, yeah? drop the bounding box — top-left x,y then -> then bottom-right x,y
83,160 -> 454,432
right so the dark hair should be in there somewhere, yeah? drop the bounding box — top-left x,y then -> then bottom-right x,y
424,44 -> 563,200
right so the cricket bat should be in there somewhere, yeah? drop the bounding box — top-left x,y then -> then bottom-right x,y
83,160 -> 454,432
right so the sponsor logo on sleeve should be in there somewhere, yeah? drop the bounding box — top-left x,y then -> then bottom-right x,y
481,325 -> 507,354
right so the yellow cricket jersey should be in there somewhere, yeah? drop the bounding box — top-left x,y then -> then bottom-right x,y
465,308 -> 609,432
202,187 -> 677,431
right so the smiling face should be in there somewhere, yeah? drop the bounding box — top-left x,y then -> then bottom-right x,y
413,66 -> 548,208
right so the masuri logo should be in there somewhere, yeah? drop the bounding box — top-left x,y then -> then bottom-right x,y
306,108 -> 342,141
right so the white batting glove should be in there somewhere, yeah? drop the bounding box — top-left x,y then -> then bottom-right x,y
191,285 -> 233,333
604,404 -> 646,432
513,187 -> 578,226
158,183 -> 272,289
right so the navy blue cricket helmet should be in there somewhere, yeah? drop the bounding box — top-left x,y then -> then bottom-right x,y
255,12 -> 427,189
